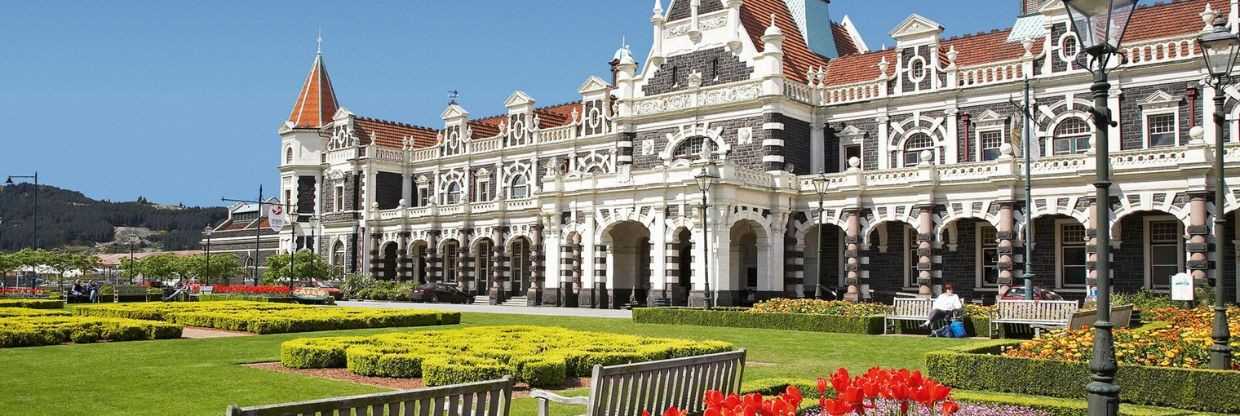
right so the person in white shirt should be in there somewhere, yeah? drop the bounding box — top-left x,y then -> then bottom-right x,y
921,283 -> 963,327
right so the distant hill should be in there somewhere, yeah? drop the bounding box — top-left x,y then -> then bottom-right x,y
0,184 -> 228,252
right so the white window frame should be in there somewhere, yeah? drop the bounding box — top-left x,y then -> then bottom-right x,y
973,110 -> 1008,162
902,133 -> 936,167
443,241 -> 459,283
417,185 -> 430,207
1143,215 -> 1183,291
509,175 -> 529,199
476,240 -> 492,285
975,223 -> 1000,288
1055,219 -> 1088,289
903,226 -> 919,288
977,129 -> 1005,162
1142,110 -> 1179,149
334,184 -> 344,212
1051,117 -> 1092,156
476,178 -> 490,202
1057,32 -> 1081,69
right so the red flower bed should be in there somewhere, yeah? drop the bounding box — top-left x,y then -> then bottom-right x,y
211,285 -> 291,296
0,287 -> 44,297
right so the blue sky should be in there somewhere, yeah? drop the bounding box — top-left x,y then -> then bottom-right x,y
1,1 -> 1045,207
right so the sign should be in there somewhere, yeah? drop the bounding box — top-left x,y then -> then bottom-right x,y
268,204 -> 287,232
1170,273 -> 1194,301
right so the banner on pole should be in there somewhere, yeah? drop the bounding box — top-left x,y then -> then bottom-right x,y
268,204 -> 287,232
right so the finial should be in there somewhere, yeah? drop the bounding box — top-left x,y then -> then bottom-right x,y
653,0 -> 663,15
316,28 -> 323,55
769,13 -> 776,28
448,90 -> 460,105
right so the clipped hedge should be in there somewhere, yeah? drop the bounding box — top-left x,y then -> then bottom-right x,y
632,307 -> 884,334
0,307 -> 70,318
75,301 -> 458,334
0,299 -> 64,309
926,341 -> 1240,414
0,316 -> 182,347
281,325 -> 733,387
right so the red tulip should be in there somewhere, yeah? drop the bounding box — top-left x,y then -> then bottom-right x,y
816,377 -> 828,396
822,399 -> 853,416
942,400 -> 961,415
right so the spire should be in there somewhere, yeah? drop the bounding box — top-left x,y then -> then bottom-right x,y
288,37 -> 339,129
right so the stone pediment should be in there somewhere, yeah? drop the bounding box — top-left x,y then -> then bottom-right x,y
889,14 -> 944,40
1138,90 -> 1180,108
441,104 -> 469,120
504,90 -> 535,108
578,76 -> 611,94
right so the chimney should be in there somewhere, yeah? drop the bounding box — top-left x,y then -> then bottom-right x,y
1020,0 -> 1042,16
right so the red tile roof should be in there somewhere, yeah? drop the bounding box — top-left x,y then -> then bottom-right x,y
288,54 -> 339,129
740,0 -> 831,83
832,22 -> 862,57
468,101 -> 583,139
354,116 -> 439,149
1125,0 -> 1225,42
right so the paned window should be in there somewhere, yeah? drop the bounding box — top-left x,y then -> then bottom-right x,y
1053,118 -> 1091,155
1060,223 -> 1087,287
979,225 -> 999,287
1147,220 -> 1182,289
903,133 -> 934,167
1147,114 -> 1176,148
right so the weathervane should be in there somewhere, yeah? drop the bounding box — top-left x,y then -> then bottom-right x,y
316,28 -> 323,54
449,90 -> 460,105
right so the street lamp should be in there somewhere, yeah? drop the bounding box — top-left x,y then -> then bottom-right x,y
4,172 -> 38,249
203,225 -> 214,286
694,165 -> 718,308
127,236 -> 144,302
1198,16 -> 1238,371
812,173 -> 831,299
1062,1 -> 1137,414
288,207 -> 298,291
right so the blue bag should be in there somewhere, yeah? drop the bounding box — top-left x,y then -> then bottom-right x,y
949,320 -> 967,338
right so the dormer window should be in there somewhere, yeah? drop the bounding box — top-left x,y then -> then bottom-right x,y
909,57 -> 926,81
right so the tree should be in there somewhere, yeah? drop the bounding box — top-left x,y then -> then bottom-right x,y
138,253 -> 182,283
263,251 -> 333,285
119,257 -> 143,284
179,254 -> 241,285
0,252 -> 18,280
42,250 -> 77,291
71,254 -> 102,282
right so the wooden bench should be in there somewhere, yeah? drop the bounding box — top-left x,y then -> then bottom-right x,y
226,377 -> 514,416
1066,304 -> 1134,330
884,298 -> 932,334
531,350 -> 746,416
991,300 -> 1080,337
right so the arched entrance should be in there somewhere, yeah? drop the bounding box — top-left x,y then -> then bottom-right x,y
674,228 -> 693,306
803,223 -> 845,299
1112,210 -> 1186,293
864,221 -> 918,301
380,242 -> 398,280
604,221 -> 652,308
508,237 -> 532,297
410,241 -> 429,284
473,238 -> 494,296
727,219 -> 769,306
442,240 -> 460,283
1027,214 -> 1087,298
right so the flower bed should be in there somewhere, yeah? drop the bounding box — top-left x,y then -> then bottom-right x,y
280,325 -> 733,387
926,340 -> 1240,414
0,315 -> 182,347
211,285 -> 292,296
0,299 -> 64,309
75,301 -> 459,334
634,307 -> 885,334
0,287 -> 45,298
748,299 -> 890,316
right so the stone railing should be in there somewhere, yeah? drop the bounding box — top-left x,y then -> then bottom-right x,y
784,82 -> 816,105
957,60 -> 1026,88
632,80 -> 763,117
863,167 -> 924,187
539,124 -> 576,143
1122,36 -> 1197,67
470,137 -> 501,153
937,161 -> 1002,182
1110,146 -> 1187,170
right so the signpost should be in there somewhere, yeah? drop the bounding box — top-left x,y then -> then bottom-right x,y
1170,273 -> 1193,302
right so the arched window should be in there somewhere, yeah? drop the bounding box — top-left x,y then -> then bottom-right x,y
285,147 -> 294,164
509,175 -> 529,199
444,182 -> 462,205
902,133 -> 934,167
1053,117 -> 1091,156
331,242 -> 345,276
672,136 -> 708,159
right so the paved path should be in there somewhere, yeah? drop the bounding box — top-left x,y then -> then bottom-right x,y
338,300 -> 633,319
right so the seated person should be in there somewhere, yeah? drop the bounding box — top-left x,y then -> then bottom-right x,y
921,283 -> 963,328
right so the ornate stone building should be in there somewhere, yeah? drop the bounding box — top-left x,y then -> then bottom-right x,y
278,0 -> 1240,307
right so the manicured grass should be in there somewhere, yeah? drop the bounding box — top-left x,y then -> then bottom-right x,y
0,311 -> 977,416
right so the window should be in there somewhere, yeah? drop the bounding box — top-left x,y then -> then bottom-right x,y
980,130 -> 1004,161
444,182 -> 462,205
509,175 -> 529,199
1058,222 -> 1087,287
284,190 -> 292,213
909,57 -> 926,80
906,227 -> 919,287
476,240 -> 492,287
978,225 -> 999,287
476,179 -> 490,202
443,242 -> 459,282
1053,118 -> 1091,155
1147,113 -> 1176,148
1146,219 -> 1182,289
671,66 -> 680,86
511,239 -> 530,288
672,136 -> 708,159
334,185 -> 344,212
710,58 -> 720,80
417,186 -> 430,206
285,147 -> 294,164
332,242 -> 345,276
903,133 -> 934,167
843,144 -> 862,170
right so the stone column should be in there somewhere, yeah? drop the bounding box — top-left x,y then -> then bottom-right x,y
995,202 -> 1017,297
594,244 -> 608,309
398,231 -> 412,282
458,230 -> 472,292
763,114 -> 786,173
559,234 -> 576,307
488,227 -> 507,304
617,132 -> 635,166
784,232 -> 804,297
527,225 -> 545,306
368,232 -> 382,277
916,205 -> 937,297
663,240 -> 681,306
566,233 -> 582,307
843,209 -> 863,301
1188,192 -> 1211,286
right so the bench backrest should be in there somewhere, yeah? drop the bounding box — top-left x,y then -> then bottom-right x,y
890,298 -> 932,317
995,300 -> 1079,322
227,377 -> 514,416
585,349 -> 746,416
1067,304 -> 1134,330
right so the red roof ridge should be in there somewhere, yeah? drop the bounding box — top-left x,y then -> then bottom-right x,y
287,53 -> 339,129
352,115 -> 438,133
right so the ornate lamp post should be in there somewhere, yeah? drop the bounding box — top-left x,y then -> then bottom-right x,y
4,172 -> 38,249
203,225 -> 213,286
1198,16 -> 1239,370
1062,1 -> 1137,414
694,165 -> 718,309
812,173 -> 831,299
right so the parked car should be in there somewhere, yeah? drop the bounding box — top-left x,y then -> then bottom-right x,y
409,283 -> 473,304
310,280 -> 344,300
999,286 -> 1064,301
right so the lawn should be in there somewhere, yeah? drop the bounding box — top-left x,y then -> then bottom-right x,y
0,311 -> 977,416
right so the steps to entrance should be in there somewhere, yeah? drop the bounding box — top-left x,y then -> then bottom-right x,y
473,295 -> 489,304
502,296 -> 528,307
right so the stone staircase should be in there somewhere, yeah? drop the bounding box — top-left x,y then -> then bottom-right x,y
472,295 -> 530,307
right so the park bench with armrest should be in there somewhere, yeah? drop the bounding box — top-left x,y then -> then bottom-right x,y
226,377 -> 514,416
530,349 -> 746,416
991,299 -> 1079,337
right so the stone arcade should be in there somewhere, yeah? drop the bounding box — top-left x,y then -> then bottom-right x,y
275,0 -> 1240,307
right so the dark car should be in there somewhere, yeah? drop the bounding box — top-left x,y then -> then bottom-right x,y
999,286 -> 1064,301
409,283 -> 474,304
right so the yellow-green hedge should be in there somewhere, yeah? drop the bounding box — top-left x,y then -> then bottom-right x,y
281,325 -> 733,387
0,299 -> 64,309
0,307 -> 70,318
0,316 -> 182,347
75,301 -> 459,334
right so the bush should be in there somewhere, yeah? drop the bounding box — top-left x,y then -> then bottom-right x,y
0,307 -> 69,318
748,298 -> 889,316
926,341 -> 1240,414
75,301 -> 458,334
281,325 -> 734,387
632,307 -> 884,334
0,299 -> 64,309
0,316 -> 182,348
198,294 -> 294,303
